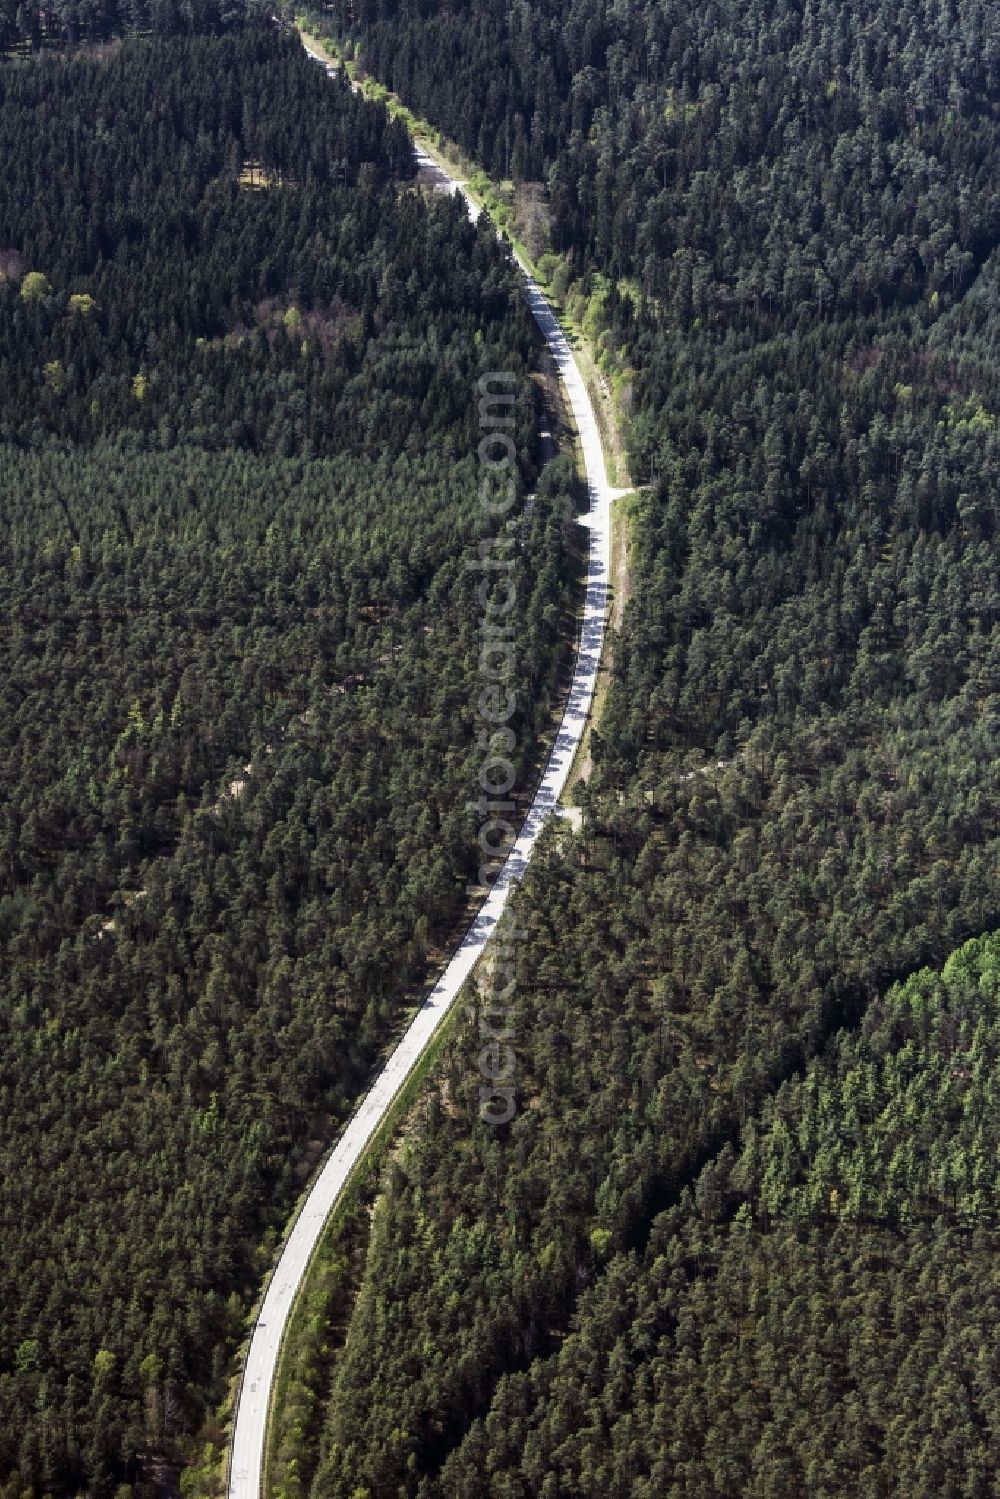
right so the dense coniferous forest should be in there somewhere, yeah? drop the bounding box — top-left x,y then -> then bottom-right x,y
5,0 -> 1000,1492
364,931 -> 1000,1497
0,30 -> 577,1496
285,1 -> 1000,1494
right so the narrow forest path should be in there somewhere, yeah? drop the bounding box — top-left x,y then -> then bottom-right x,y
227,44 -> 613,1499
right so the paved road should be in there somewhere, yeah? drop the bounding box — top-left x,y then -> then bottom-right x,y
229,56 -> 612,1499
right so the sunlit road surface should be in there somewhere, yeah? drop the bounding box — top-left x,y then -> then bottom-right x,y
229,51 -> 612,1499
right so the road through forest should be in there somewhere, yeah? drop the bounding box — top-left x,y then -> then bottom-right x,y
228,48 -> 613,1499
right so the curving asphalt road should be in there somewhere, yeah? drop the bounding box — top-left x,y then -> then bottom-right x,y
228,57 -> 612,1499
